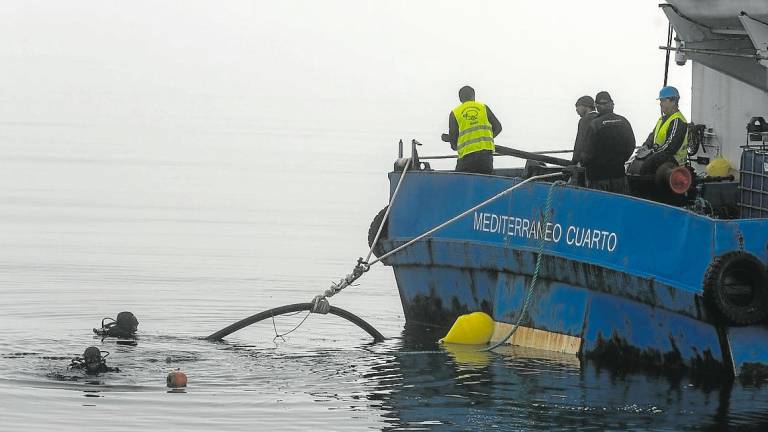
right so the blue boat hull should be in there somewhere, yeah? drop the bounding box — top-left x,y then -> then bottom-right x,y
379,170 -> 768,379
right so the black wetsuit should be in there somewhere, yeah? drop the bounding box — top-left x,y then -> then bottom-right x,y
95,312 -> 138,338
94,325 -> 136,338
69,359 -> 120,374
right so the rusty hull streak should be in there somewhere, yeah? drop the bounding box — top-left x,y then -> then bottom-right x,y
402,283 -> 493,330
587,331 -> 729,376
403,284 -> 453,329
426,238 -> 435,266
390,238 -> 704,321
467,269 -> 478,301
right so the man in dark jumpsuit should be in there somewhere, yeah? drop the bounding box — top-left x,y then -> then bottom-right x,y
441,86 -> 502,174
572,95 -> 598,165
581,91 -> 636,193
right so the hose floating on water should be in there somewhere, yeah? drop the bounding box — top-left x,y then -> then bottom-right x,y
206,161 -> 412,344
205,303 -> 385,342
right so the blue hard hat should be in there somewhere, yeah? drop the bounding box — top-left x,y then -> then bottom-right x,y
657,86 -> 680,99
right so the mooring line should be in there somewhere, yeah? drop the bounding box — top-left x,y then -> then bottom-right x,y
483,180 -> 565,352
207,164 -> 565,343
364,158 -> 412,264
272,311 -> 311,342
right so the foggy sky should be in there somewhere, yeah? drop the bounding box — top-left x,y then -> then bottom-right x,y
0,1 -> 691,152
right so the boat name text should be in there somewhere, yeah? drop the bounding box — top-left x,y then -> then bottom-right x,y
472,211 -> 617,252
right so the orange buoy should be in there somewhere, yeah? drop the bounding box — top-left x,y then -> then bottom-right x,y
167,370 -> 188,388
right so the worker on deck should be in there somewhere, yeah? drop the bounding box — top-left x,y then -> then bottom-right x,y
572,95 -> 598,165
581,91 -> 636,193
640,86 -> 688,169
441,86 -> 502,174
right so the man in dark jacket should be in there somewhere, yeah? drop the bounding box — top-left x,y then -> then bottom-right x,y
581,91 -> 636,193
572,95 -> 598,165
441,86 -> 502,174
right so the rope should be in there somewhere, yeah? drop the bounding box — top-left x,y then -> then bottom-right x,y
311,171 -> 563,311
243,160 -> 415,340
310,158 -> 414,314
364,158 -> 411,264
484,180 -> 565,352
272,311 -> 311,342
298,170 -> 563,339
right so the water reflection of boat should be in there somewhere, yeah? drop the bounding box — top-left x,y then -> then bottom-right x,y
373,1 -> 768,381
370,326 -> 768,430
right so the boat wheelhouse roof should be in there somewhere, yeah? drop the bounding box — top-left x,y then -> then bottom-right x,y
663,0 -> 768,92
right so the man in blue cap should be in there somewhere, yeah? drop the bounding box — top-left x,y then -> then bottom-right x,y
640,86 -> 688,167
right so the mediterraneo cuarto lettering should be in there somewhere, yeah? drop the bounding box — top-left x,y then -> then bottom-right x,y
473,211 -> 617,252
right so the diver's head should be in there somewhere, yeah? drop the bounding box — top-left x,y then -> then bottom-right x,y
115,311 -> 139,333
83,346 -> 103,373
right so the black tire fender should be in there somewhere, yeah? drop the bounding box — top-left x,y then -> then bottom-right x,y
367,206 -> 389,258
703,251 -> 768,325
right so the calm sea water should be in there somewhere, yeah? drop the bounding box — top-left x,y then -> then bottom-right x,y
1,120 -> 767,431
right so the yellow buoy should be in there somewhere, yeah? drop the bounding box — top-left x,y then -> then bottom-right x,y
439,311 -> 495,345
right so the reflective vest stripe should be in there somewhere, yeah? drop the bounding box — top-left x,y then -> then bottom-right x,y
457,136 -> 494,150
458,125 -> 493,137
653,111 -> 688,164
452,101 -> 495,158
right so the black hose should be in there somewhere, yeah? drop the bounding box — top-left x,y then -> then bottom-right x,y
205,303 -> 385,342
495,145 -> 572,167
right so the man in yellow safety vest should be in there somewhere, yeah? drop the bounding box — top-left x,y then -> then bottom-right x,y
441,86 -> 502,174
641,86 -> 689,167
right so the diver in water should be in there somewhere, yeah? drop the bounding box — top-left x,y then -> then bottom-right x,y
94,311 -> 139,338
69,346 -> 119,374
